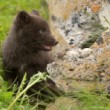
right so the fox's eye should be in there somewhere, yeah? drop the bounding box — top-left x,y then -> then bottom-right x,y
39,30 -> 43,34
39,28 -> 46,34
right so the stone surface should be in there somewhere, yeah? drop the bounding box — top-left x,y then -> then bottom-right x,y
46,0 -> 110,92
47,29 -> 110,91
99,1 -> 110,28
47,0 -> 109,49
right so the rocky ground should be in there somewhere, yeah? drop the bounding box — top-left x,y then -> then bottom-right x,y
46,0 -> 110,92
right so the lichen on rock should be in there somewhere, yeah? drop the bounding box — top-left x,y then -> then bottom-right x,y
47,0 -> 107,50
47,29 -> 110,92
46,0 -> 110,92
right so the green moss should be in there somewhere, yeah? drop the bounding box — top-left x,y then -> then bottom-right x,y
80,33 -> 99,49
91,22 -> 106,31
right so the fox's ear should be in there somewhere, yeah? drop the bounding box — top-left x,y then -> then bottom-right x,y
17,11 -> 31,25
31,10 -> 40,16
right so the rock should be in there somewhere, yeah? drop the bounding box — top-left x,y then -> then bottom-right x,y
46,0 -> 110,92
47,29 -> 110,91
51,26 -> 69,55
99,1 -> 110,28
47,48 -> 97,91
92,29 -> 110,49
47,0 -> 106,50
78,48 -> 93,58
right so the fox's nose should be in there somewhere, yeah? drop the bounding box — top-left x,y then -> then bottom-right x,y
54,41 -> 58,45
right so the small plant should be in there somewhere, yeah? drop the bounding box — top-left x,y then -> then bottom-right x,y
0,72 -> 49,110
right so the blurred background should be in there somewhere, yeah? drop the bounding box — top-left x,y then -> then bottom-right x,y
0,0 -> 48,42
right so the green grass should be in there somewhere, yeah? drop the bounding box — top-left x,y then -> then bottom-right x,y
73,90 -> 110,110
46,89 -> 110,110
0,72 -> 49,110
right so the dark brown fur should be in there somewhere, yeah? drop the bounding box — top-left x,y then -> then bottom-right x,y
2,10 -> 61,99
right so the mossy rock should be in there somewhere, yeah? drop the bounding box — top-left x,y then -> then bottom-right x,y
80,33 -> 100,49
